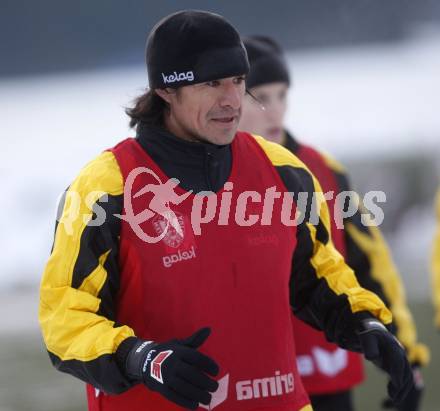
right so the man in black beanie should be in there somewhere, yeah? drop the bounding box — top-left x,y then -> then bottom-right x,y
135,9 -> 250,146
40,10 -> 413,411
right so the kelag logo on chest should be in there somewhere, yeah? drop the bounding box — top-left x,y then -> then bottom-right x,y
151,211 -> 197,268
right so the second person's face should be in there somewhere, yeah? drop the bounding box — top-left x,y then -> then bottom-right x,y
239,82 -> 288,145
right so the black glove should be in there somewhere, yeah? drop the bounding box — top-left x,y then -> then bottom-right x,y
357,319 -> 414,407
125,327 -> 219,410
382,365 -> 424,410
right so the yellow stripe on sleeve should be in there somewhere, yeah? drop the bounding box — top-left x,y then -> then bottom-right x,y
432,189 -> 440,328
253,134 -> 392,325
39,150 -> 135,362
346,220 -> 430,365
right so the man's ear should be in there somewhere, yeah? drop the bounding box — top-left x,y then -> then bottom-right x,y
155,88 -> 174,104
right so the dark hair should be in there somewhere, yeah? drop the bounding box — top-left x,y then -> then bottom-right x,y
125,89 -> 168,129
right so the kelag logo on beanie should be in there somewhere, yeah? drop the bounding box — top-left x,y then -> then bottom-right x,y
162,70 -> 195,85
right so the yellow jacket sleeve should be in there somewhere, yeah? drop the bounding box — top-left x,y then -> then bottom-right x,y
432,189 -> 440,328
39,151 -> 135,393
345,222 -> 430,365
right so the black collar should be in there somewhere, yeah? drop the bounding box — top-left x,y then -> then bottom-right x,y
135,122 -> 232,193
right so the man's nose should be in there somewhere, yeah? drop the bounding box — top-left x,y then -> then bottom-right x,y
218,82 -> 242,110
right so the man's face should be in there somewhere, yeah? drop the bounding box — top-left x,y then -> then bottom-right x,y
239,82 -> 288,145
157,75 -> 246,145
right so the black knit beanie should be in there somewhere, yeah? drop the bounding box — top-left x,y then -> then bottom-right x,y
146,10 -> 249,89
243,35 -> 290,89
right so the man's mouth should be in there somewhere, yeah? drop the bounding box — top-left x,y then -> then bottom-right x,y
211,116 -> 236,123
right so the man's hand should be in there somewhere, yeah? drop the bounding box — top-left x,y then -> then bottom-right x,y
357,319 -> 414,406
382,365 -> 424,410
125,327 -> 219,410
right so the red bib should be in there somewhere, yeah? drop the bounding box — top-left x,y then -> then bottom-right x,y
291,143 -> 364,395
86,132 -> 310,411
